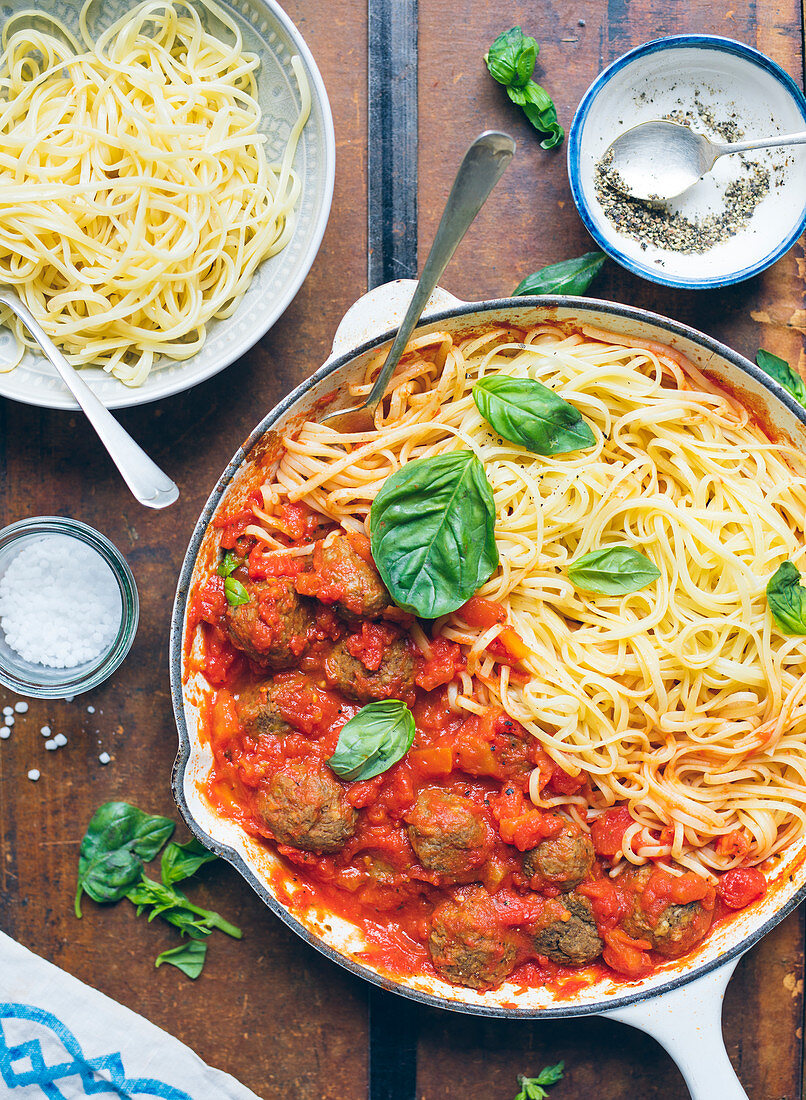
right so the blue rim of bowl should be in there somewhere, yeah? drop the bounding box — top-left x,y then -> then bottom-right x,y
170,294 -> 806,1018
567,34 -> 806,289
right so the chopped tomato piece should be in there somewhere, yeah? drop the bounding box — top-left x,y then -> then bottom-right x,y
641,869 -> 715,921
716,867 -> 767,910
203,625 -> 238,685
548,761 -> 586,795
344,529 -> 374,565
497,626 -> 530,660
490,786 -> 563,850
715,830 -> 751,860
277,501 -> 322,540
345,622 -> 400,672
197,575 -> 227,624
409,743 -> 454,778
415,638 -> 465,691
458,595 -> 506,630
602,928 -> 654,978
590,807 -> 634,858
578,879 -> 632,928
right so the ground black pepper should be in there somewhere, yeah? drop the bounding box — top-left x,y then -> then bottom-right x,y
594,95 -> 771,254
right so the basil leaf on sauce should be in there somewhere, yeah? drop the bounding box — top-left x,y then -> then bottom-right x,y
473,374 -> 595,456
756,350 -> 806,407
161,837 -> 218,887
484,26 -> 537,88
568,546 -> 661,595
766,561 -> 806,635
370,451 -> 499,618
514,252 -> 606,297
328,700 -> 416,781
224,577 -> 250,607
217,551 -> 242,577
155,939 -> 208,980
76,802 -> 175,916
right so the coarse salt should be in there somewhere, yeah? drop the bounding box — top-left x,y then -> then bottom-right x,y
40,725 -> 51,737
0,729 -> 10,740
45,740 -> 57,751
99,751 -> 110,764
0,535 -> 121,669
2,706 -> 12,717
14,701 -> 28,713
54,733 -> 67,747
27,769 -> 40,781
3,716 -> 13,727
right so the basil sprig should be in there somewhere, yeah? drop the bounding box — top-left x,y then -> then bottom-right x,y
217,551 -> 242,577
75,802 -> 241,980
514,252 -> 606,297
328,700 -> 416,781
370,451 -> 499,618
474,375 -> 595,456
514,1061 -> 565,1100
756,350 -> 806,407
484,27 -> 563,150
568,546 -> 661,595
766,561 -> 806,634
224,576 -> 250,607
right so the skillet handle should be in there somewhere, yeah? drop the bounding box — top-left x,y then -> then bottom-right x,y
601,955 -> 747,1100
328,279 -> 466,362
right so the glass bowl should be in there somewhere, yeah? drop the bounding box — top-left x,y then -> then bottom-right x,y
0,517 -> 139,698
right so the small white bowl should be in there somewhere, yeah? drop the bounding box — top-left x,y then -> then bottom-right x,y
567,36 -> 806,288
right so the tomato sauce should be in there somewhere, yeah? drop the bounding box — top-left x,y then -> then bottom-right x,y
188,511 -> 770,995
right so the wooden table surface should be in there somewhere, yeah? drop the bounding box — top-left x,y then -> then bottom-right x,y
1,1 -> 806,1097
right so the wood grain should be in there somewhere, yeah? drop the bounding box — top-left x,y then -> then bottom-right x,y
0,0 -> 804,1096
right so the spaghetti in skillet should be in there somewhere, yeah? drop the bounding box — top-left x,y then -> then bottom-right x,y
188,322 -> 801,989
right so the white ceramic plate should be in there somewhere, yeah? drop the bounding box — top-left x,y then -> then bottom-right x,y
0,0 -> 335,410
568,36 -> 806,288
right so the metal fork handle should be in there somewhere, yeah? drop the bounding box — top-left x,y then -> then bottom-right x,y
0,287 -> 179,509
355,130 -> 515,417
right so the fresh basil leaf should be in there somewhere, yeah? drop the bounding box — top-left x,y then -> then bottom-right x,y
568,546 -> 660,595
514,1062 -> 564,1100
75,802 -> 174,916
514,252 -> 606,297
521,82 -> 563,149
224,577 -> 250,607
485,27 -> 537,88
370,451 -> 499,618
161,837 -> 218,887
756,350 -> 806,406
155,939 -> 208,979
473,375 -> 595,456
128,876 -> 242,939
766,560 -> 806,634
328,700 -> 416,781
217,551 -> 242,577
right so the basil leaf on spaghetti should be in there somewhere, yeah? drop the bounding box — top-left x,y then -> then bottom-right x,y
217,552 -> 242,577
766,561 -> 806,634
756,350 -> 806,407
514,252 -> 606,297
473,375 -> 595,455
328,701 -> 416,781
224,577 -> 250,607
370,451 -> 499,618
568,546 -> 660,595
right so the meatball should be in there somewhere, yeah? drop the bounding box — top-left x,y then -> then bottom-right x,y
620,864 -> 713,958
317,535 -> 389,619
531,894 -> 603,966
235,680 -> 290,737
523,826 -> 595,892
406,789 -> 492,882
324,635 -> 415,702
225,577 -> 314,669
255,757 -> 357,853
428,888 -> 519,990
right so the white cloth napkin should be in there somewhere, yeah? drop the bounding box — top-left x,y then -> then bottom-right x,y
0,931 -> 261,1099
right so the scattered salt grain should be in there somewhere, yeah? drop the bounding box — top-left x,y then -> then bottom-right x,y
63,695 -> 75,702
3,716 -> 14,727
87,706 -> 95,714
54,733 -> 67,747
0,535 -> 121,668
14,701 -> 28,713
40,725 -> 51,737
45,740 -> 57,751
99,751 -> 110,765
27,769 -> 40,781
0,728 -> 10,740
2,706 -> 12,717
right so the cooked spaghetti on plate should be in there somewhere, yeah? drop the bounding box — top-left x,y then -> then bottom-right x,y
0,0 -> 310,385
186,322 -> 805,989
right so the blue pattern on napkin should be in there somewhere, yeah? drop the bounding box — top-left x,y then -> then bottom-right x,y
0,1004 -> 192,1099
